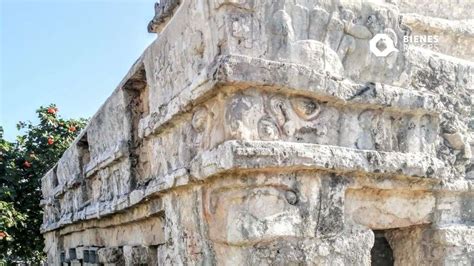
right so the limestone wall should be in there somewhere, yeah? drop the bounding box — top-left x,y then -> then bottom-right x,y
41,0 -> 473,265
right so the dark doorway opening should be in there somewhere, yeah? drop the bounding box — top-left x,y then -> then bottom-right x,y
123,65 -> 149,190
78,133 -> 92,202
371,230 -> 394,266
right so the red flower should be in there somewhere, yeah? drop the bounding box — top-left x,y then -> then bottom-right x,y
47,137 -> 54,145
23,160 -> 32,168
47,107 -> 58,114
68,125 -> 76,132
0,231 -> 6,239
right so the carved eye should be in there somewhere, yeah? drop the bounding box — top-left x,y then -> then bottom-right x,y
367,15 -> 375,24
290,96 -> 320,120
285,190 -> 298,205
258,116 -> 280,140
269,95 -> 288,126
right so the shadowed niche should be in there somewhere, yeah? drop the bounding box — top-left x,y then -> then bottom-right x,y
371,230 -> 394,266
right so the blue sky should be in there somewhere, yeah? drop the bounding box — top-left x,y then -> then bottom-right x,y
1,0 -> 156,141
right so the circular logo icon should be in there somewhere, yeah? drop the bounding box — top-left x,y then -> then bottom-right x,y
369,33 -> 398,57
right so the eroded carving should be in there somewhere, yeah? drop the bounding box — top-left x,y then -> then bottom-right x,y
41,1 -> 473,265
257,116 -> 280,140
148,0 -> 181,33
191,106 -> 209,132
290,96 -> 321,121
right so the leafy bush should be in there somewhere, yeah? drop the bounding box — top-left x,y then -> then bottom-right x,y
0,105 -> 87,263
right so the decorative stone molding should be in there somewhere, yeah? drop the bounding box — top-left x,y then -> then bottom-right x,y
41,0 -> 473,264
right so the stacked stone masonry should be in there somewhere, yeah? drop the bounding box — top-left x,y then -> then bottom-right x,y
41,0 -> 473,265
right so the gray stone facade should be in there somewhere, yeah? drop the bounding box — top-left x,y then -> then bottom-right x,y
41,0 -> 473,265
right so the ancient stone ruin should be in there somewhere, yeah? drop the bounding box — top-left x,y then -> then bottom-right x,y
41,0 -> 473,265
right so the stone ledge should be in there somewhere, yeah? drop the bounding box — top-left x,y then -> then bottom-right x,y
398,0 -> 473,20
402,13 -> 474,60
41,196 -> 164,234
190,140 -> 448,181
42,168 -> 190,232
42,139 -> 469,233
403,13 -> 474,37
139,54 -> 443,139
144,168 -> 190,196
216,55 -> 442,114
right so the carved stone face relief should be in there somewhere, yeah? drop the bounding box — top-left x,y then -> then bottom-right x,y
225,92 -> 262,139
290,96 -> 321,120
205,185 -> 304,245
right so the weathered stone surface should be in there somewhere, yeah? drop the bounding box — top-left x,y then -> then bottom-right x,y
42,0 -> 473,265
345,188 -> 435,229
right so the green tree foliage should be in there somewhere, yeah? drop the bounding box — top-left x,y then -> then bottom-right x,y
0,105 -> 87,263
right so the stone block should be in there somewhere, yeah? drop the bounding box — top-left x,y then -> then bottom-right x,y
123,246 -> 150,266
98,247 -> 124,264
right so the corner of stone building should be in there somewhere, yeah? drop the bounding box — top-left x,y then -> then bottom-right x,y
41,0 -> 473,265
